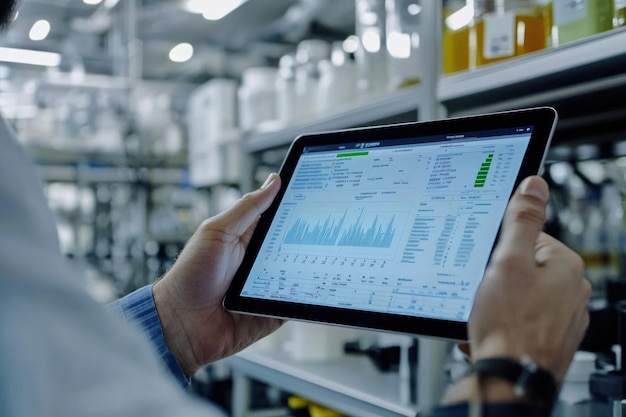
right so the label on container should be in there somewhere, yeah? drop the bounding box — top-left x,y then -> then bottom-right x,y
483,12 -> 515,59
553,0 -> 588,26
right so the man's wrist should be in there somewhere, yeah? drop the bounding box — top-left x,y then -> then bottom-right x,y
443,374 -> 526,405
152,281 -> 199,377
106,284 -> 191,387
442,356 -> 557,417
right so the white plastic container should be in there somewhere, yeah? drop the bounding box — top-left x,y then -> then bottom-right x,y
385,0 -> 422,90
355,0 -> 388,97
285,321 -> 348,363
276,53 -> 299,125
555,350 -> 596,416
187,78 -> 239,187
238,66 -> 278,131
294,39 -> 330,119
317,42 -> 358,114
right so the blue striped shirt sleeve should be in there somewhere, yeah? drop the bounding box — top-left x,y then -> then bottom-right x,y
106,284 -> 190,388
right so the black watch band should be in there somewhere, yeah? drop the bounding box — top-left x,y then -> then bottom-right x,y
466,356 -> 558,416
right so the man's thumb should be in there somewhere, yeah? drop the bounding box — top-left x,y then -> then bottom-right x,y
211,173 -> 281,235
497,176 -> 550,253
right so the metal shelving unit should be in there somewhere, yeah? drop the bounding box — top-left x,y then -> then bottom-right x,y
37,165 -> 187,185
439,27 -> 626,105
439,28 -> 626,146
30,144 -> 195,295
226,347 -> 419,417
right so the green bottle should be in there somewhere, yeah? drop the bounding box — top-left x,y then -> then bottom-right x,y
552,0 -> 614,46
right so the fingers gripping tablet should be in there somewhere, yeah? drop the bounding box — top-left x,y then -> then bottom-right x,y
224,107 -> 558,341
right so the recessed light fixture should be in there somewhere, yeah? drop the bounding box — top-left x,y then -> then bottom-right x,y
342,35 -> 359,54
83,0 -> 103,5
29,20 -> 51,41
361,30 -> 381,53
169,43 -> 194,63
407,3 -> 422,16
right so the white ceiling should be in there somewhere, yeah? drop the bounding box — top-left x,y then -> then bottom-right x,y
1,0 -> 356,83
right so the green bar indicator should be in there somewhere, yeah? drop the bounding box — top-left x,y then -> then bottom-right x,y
474,153 -> 495,186
337,151 -> 369,158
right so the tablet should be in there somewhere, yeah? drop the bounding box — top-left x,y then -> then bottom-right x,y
224,107 -> 558,341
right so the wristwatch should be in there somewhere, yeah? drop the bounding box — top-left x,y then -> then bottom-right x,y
466,355 -> 558,416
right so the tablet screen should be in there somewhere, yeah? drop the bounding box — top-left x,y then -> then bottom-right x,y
225,107 -> 557,339
239,126 -> 533,322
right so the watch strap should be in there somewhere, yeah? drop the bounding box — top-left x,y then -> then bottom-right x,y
466,356 -> 557,416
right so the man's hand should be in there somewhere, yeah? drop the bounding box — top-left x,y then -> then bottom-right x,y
152,173 -> 283,377
469,175 -> 591,383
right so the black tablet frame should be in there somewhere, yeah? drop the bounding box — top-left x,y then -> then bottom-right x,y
224,107 -> 558,341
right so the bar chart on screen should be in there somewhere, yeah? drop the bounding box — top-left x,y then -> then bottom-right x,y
273,202 -> 410,259
283,207 -> 397,248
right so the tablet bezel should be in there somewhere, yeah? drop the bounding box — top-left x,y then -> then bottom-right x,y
224,107 -> 558,341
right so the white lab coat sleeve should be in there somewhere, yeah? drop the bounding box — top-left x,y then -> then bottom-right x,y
0,115 -> 228,417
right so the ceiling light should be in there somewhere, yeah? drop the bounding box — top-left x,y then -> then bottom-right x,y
359,11 -> 378,26
29,20 -> 51,41
185,0 -> 206,14
407,4 -> 422,16
362,30 -> 381,53
169,43 -> 194,63
387,31 -> 411,59
202,0 -> 246,20
83,0 -> 103,4
343,35 -> 359,54
0,47 -> 61,67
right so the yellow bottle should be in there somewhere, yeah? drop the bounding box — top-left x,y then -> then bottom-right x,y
443,0 -> 471,74
537,0 -> 554,47
470,0 -> 548,68
288,396 -> 348,417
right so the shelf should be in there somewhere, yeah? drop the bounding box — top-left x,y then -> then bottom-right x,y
242,85 -> 424,153
226,347 -> 419,417
25,145 -> 188,168
243,28 -> 626,156
439,27 -> 626,115
38,165 -> 188,185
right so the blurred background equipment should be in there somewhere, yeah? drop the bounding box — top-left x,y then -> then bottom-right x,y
2,0 -> 626,416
